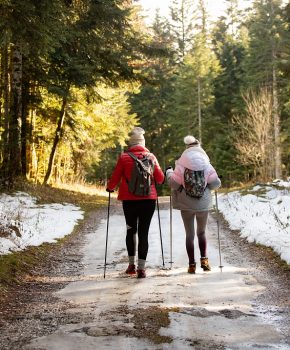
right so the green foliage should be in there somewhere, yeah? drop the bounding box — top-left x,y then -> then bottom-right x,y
242,0 -> 286,89
212,18 -> 247,118
0,0 -> 150,185
27,84 -> 138,183
169,0 -> 196,58
280,2 -> 290,175
1,0 -> 290,187
66,84 -> 138,182
128,12 -> 179,170
210,16 -> 247,180
171,42 -> 221,137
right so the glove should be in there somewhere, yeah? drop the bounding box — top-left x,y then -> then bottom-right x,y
106,188 -> 114,193
164,166 -> 173,175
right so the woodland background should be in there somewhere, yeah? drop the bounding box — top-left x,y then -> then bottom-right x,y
0,0 -> 290,189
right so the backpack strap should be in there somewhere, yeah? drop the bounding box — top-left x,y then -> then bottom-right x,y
127,152 -> 152,174
124,152 -> 136,184
127,152 -> 138,162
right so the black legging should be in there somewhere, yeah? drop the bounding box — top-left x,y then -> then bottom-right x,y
122,200 -> 156,260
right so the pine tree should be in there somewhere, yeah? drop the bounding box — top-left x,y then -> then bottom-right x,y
0,0 -> 153,185
211,6 -> 247,182
169,0 -> 220,148
242,0 -> 287,179
128,11 -> 177,169
169,0 -> 196,59
0,0 -> 67,184
280,2 -> 290,176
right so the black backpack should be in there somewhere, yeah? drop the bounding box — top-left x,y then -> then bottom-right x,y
183,168 -> 206,198
127,152 -> 154,196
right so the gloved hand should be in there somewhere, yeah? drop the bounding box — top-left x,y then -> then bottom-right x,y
164,166 -> 173,175
106,188 -> 114,193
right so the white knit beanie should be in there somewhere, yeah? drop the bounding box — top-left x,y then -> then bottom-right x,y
128,127 -> 145,146
184,135 -> 200,147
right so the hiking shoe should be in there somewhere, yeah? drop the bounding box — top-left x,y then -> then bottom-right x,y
188,263 -> 196,274
137,269 -> 146,278
125,264 -> 136,275
200,258 -> 211,271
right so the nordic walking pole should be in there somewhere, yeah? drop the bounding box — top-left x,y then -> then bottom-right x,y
156,195 -> 165,268
169,193 -> 173,268
104,192 -> 111,279
215,190 -> 223,272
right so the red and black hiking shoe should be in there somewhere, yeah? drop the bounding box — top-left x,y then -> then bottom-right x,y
125,264 -> 136,275
137,269 -> 146,278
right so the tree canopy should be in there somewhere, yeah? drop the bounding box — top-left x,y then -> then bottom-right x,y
1,0 -> 290,188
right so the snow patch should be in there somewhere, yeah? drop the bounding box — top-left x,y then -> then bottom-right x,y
0,192 -> 84,254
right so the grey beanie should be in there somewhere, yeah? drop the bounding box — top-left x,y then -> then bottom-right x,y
184,135 -> 200,147
128,127 -> 145,146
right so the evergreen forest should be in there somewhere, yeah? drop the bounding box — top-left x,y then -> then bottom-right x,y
1,0 -> 290,189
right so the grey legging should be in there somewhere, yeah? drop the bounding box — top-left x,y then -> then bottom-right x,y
180,210 -> 209,264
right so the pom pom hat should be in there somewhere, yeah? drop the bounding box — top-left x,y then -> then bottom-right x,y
128,127 -> 145,147
184,135 -> 200,147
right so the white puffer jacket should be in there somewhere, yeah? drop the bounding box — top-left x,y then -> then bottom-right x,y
166,145 -> 221,212
170,145 -> 218,187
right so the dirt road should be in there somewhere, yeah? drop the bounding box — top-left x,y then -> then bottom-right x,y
0,197 -> 289,349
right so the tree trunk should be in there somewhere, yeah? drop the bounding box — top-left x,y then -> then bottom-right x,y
181,0 -> 185,58
43,92 -> 68,185
198,0 -> 206,35
272,65 -> 281,179
197,77 -> 202,144
0,49 -> 3,125
28,108 -> 38,181
9,44 -> 23,181
21,79 -> 29,176
270,1 -> 282,179
0,44 -> 10,179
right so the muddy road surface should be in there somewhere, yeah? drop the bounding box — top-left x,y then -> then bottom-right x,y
0,197 -> 289,350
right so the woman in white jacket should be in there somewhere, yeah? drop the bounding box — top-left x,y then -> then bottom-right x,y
166,136 -> 221,274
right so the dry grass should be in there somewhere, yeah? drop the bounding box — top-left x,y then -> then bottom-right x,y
10,179 -> 112,211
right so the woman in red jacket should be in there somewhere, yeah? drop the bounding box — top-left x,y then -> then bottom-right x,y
106,127 -> 164,278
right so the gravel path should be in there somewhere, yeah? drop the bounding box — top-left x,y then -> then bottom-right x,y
0,198 -> 289,350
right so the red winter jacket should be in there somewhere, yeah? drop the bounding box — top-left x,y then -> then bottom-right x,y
107,145 -> 164,200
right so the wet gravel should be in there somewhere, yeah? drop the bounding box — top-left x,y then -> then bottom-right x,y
0,207 -> 107,350
209,213 -> 290,344
0,199 -> 289,349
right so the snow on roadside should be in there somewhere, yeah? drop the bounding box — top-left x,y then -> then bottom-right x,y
217,181 -> 290,265
0,192 -> 84,255
1,180 -> 290,266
